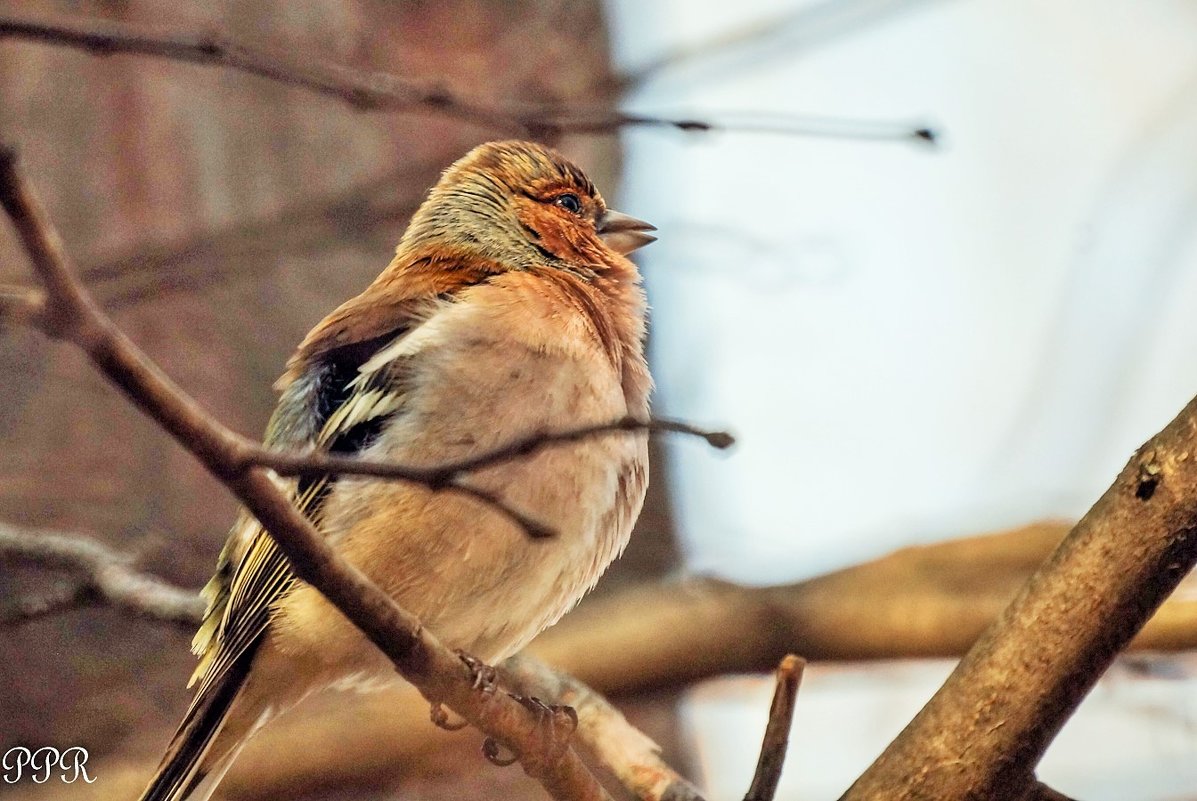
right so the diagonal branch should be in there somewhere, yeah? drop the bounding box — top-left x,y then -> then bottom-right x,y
0,13 -> 933,143
0,144 -> 614,801
841,395 -> 1197,797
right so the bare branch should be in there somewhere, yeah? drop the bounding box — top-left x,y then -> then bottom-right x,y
250,418 -> 732,540
246,417 -> 731,497
842,401 -> 1197,798
0,145 -> 614,801
0,13 -> 932,143
743,655 -> 804,801
615,0 -> 941,92
502,655 -> 708,801
0,522 -> 203,626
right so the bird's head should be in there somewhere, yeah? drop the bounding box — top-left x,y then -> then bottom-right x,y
399,140 -> 656,271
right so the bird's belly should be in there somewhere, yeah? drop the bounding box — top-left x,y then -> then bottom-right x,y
269,334 -> 648,677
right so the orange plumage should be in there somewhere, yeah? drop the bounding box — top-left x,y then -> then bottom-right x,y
139,141 -> 656,801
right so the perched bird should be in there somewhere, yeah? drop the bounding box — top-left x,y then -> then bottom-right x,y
139,140 -> 656,801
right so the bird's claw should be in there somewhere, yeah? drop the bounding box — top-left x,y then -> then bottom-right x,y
511,693 -> 578,730
429,702 -> 468,731
481,737 -> 519,767
456,650 -> 498,693
475,695 -> 578,768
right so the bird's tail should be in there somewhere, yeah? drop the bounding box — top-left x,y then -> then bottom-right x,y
137,646 -> 258,801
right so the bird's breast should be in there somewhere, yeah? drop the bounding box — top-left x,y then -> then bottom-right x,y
272,279 -> 649,667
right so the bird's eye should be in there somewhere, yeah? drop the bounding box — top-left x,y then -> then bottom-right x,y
554,193 -> 583,214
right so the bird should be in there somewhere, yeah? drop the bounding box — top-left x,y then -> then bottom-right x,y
138,140 -> 657,801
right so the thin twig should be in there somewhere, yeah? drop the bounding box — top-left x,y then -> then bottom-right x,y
614,0 -> 940,92
245,417 -> 730,539
0,522 -> 204,626
744,655 -> 805,801
0,13 -> 932,143
0,144 -> 614,801
247,417 -> 732,484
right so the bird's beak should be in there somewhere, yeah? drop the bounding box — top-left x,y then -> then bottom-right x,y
598,209 -> 657,255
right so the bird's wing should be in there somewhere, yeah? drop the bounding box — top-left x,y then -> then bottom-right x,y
188,262 -> 494,695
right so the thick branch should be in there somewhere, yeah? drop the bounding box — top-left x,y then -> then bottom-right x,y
0,13 -> 930,143
0,523 -> 203,625
0,146 -> 612,801
842,400 -> 1197,799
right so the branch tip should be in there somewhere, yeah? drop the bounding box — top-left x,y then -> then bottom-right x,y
743,653 -> 804,801
913,127 -> 938,145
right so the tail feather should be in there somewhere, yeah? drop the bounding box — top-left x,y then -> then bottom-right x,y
139,643 -> 259,801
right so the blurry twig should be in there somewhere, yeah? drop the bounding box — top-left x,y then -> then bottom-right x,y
0,522 -> 203,626
743,655 -> 804,801
615,0 -> 944,91
84,163 -> 426,306
0,13 -> 931,143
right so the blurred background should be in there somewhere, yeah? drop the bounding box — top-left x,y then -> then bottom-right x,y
3,1 -> 1197,799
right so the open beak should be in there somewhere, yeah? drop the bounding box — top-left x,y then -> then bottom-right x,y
598,209 -> 657,255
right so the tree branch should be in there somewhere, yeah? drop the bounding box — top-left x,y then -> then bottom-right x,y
0,522 -> 203,626
0,145 -> 614,801
841,401 -> 1197,798
743,655 -> 804,801
239,418 -> 732,539
0,13 -> 932,143
245,418 -> 730,485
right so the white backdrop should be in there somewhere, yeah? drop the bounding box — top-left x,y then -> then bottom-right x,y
604,1 -> 1197,797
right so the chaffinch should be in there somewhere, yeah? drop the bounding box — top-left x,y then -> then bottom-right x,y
140,140 -> 656,801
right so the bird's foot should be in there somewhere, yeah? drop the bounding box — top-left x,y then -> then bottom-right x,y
455,649 -> 498,693
477,695 -> 579,767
